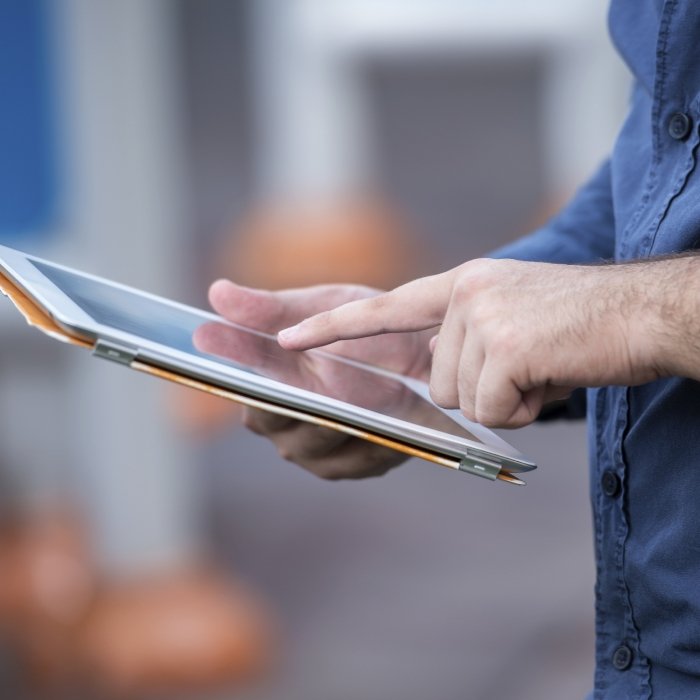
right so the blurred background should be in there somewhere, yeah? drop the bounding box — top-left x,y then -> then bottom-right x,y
0,0 -> 630,698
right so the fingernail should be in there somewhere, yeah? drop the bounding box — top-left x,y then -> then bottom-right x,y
278,325 -> 300,343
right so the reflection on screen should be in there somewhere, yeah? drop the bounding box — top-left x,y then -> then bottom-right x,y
32,260 -> 483,444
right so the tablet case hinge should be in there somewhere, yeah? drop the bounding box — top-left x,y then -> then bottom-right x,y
93,340 -> 138,366
459,452 -> 502,481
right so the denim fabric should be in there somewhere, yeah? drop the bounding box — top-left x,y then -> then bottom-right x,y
492,2 -> 700,697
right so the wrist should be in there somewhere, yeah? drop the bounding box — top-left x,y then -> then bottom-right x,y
625,255 -> 700,381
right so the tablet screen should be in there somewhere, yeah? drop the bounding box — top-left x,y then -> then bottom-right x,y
31,259 -> 492,447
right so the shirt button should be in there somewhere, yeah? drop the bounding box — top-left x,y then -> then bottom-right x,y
601,470 -> 620,498
668,112 -> 692,140
612,644 -> 633,671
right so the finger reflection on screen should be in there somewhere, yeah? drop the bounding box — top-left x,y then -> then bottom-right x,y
192,320 -> 480,443
193,320 -> 411,412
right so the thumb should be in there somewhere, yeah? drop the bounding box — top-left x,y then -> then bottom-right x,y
208,279 -> 379,333
209,280 -> 286,331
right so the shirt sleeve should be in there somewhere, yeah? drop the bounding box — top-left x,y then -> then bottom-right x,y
488,159 -> 615,263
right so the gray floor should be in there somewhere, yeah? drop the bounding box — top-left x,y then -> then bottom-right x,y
202,417 -> 595,700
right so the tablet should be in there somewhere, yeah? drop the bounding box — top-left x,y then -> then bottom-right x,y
0,244 -> 536,484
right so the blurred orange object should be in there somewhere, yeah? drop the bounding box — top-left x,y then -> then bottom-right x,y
0,511 -> 96,688
221,197 -> 422,290
0,513 -> 274,696
168,381 -> 244,437
0,512 -> 95,629
172,197 -> 425,435
76,569 -> 275,696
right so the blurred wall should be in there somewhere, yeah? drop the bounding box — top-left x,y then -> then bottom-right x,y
0,0 -> 198,574
57,0 -> 198,576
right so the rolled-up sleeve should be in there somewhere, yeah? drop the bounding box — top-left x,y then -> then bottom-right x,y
488,159 -> 615,263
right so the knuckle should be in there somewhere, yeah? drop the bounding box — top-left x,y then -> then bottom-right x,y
317,464 -> 372,481
309,443 -> 402,481
452,259 -> 493,303
489,328 -> 517,358
498,410 -> 529,429
457,258 -> 488,276
298,431 -> 345,460
467,298 -> 492,326
474,406 -> 499,428
242,409 -> 264,434
451,274 -> 477,305
367,292 -> 392,319
277,445 -> 294,462
319,468 -> 347,482
310,310 -> 334,331
429,381 -> 456,408
459,403 -> 477,423
301,461 -> 345,481
244,409 -> 293,435
345,293 -> 391,334
473,406 -> 492,426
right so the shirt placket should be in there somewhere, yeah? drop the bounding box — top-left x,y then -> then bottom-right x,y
592,386 -> 651,699
593,2 -> 685,697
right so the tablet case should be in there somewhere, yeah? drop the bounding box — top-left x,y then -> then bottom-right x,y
0,271 -> 523,485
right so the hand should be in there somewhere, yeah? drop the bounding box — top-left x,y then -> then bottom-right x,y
278,258 -> 662,428
201,280 -> 434,479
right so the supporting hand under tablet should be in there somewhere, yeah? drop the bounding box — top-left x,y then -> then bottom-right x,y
200,280 -> 433,480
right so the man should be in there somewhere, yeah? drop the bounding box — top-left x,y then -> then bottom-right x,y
210,1 -> 700,697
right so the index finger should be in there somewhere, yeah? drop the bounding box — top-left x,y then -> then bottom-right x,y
277,270 -> 456,350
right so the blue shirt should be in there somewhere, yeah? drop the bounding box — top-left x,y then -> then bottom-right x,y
493,1 -> 700,697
